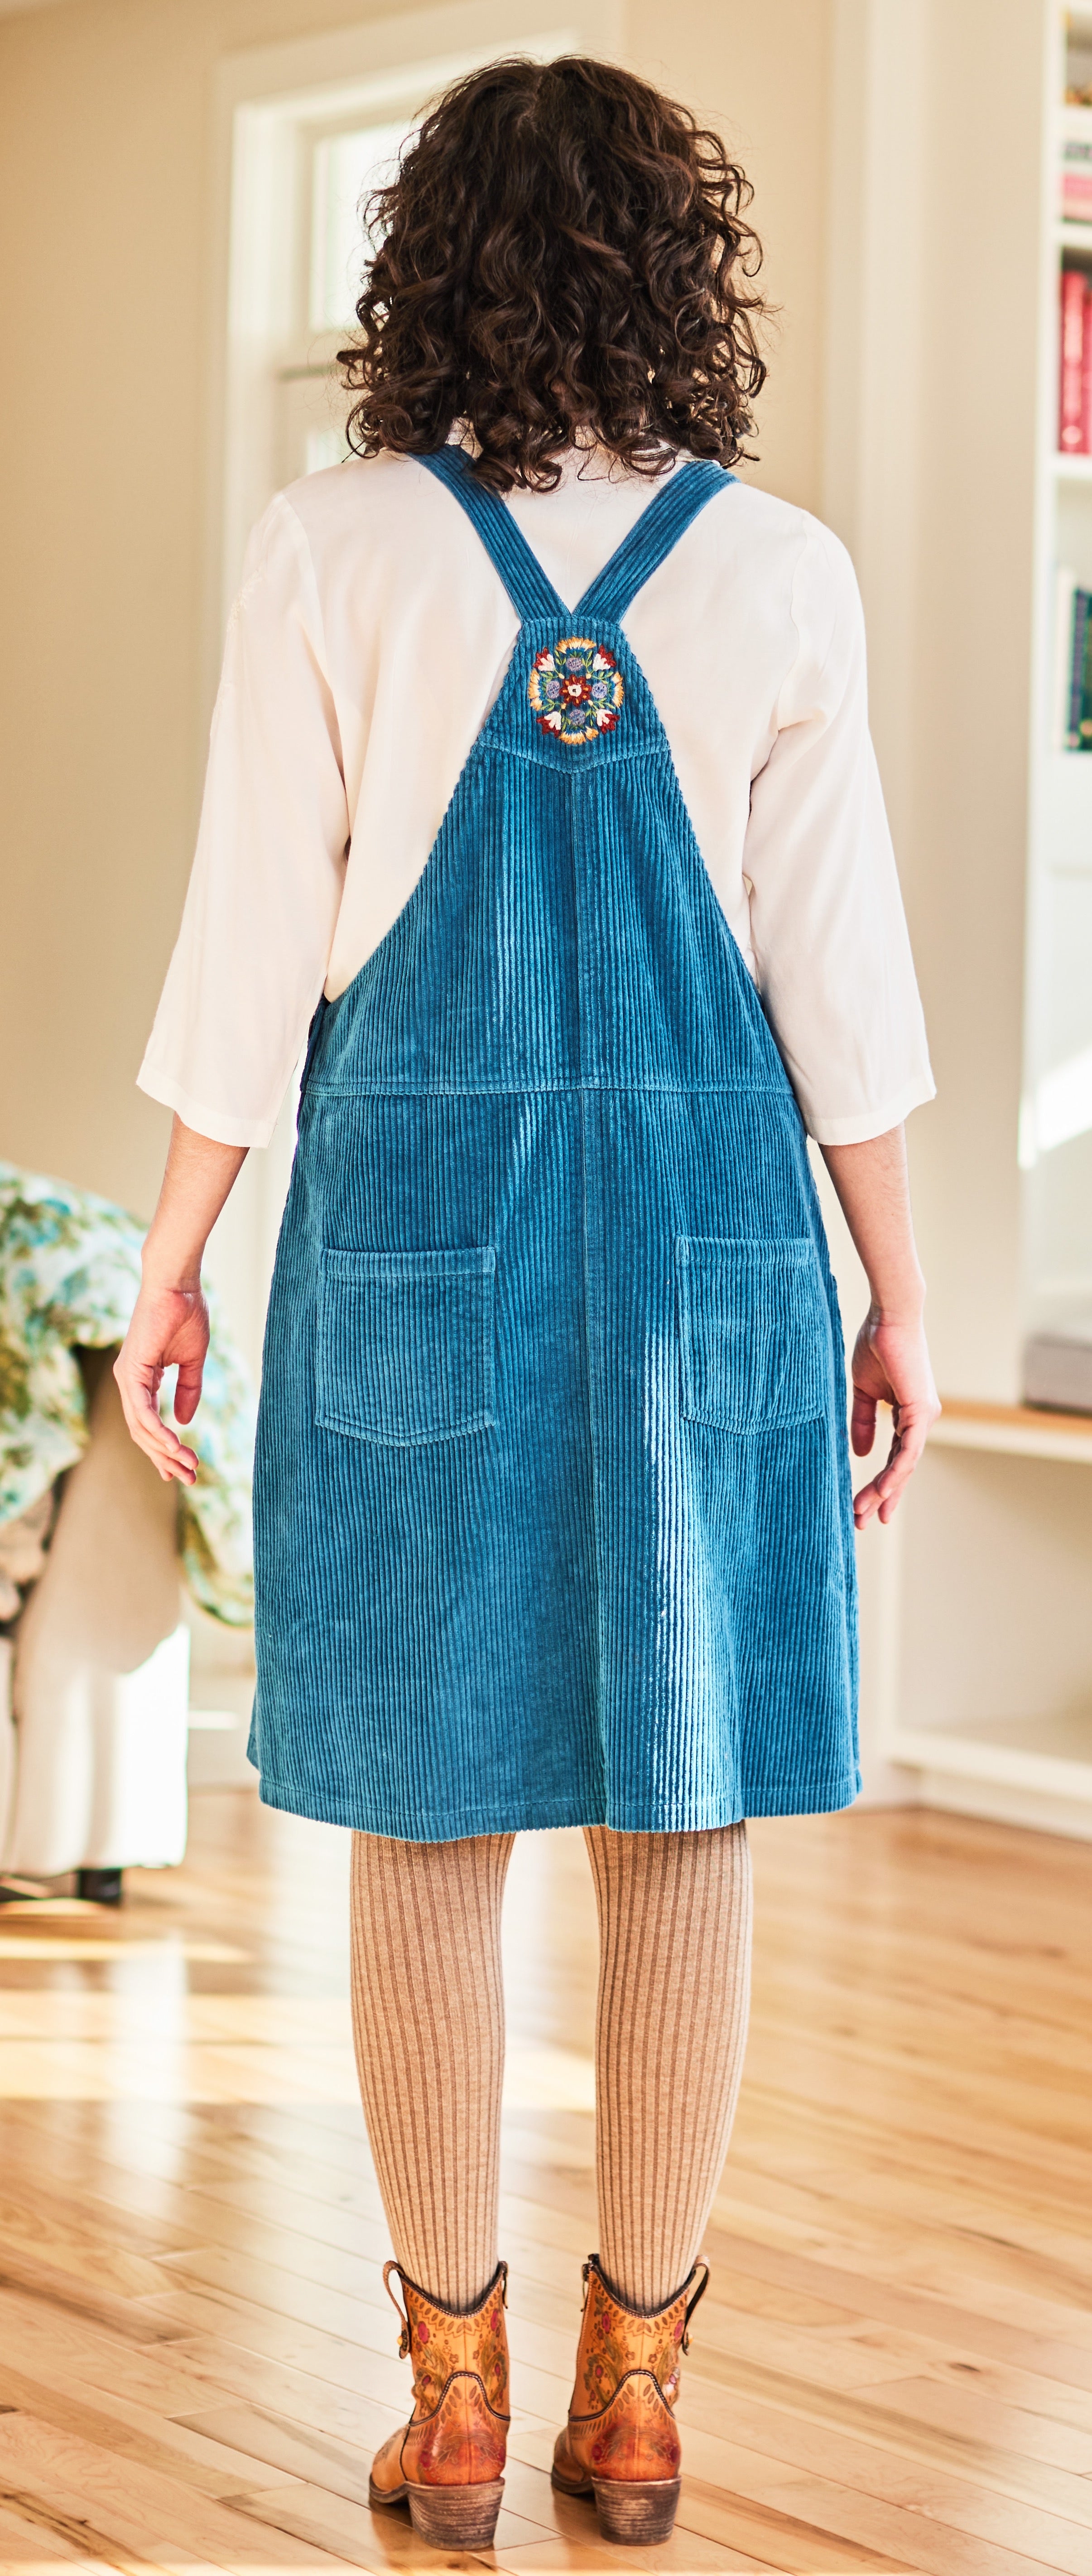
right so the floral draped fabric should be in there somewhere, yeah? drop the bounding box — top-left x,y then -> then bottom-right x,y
0,1161 -> 255,1625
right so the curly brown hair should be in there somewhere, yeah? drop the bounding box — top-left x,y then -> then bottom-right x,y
337,55 -> 766,491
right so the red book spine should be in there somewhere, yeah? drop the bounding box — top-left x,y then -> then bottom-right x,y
1082,285 -> 1092,456
1060,268 -> 1086,451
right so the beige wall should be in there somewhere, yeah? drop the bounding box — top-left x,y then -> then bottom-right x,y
630,0 -> 833,517
905,0 -> 1044,1401
0,0 -> 833,1232
815,0 -> 1046,1402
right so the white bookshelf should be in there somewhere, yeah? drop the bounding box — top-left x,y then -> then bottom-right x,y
1025,6 -> 1092,1338
877,1400 -> 1092,1837
928,1397 -> 1092,1467
871,6 -> 1092,1841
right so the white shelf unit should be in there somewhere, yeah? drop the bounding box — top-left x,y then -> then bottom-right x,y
874,6 -> 1092,1841
877,1403 -> 1092,1837
1025,7 -> 1092,1326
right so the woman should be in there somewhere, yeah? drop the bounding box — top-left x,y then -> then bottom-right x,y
117,56 -> 938,2552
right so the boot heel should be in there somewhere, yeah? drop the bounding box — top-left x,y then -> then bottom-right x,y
407,2478 -> 505,2547
593,2475 -> 681,2546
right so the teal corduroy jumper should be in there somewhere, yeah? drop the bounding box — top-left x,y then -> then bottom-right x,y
249,451 -> 860,1838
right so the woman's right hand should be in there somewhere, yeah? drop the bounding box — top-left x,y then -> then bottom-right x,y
113,1113 -> 249,1484
114,1281 -> 210,1486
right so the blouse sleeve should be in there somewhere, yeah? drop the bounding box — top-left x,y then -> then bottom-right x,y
744,522 -> 934,1146
138,493 -> 350,1149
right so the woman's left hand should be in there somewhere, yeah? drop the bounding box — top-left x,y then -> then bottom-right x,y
848,1309 -> 940,1529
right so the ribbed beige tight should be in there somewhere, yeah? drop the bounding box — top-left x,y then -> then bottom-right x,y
349,1824 -> 751,2314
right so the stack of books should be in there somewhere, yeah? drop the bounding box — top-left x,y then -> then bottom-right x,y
1025,1317 -> 1092,1414
1062,126 -> 1092,219
1053,569 -> 1092,749
1058,268 -> 1092,452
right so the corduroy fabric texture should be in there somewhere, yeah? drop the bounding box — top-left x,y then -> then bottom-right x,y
250,451 -> 859,1837
347,1824 -> 752,2315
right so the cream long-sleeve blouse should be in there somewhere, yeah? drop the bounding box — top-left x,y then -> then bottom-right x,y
139,449 -> 934,1150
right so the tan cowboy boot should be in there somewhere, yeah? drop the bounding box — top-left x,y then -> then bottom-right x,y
552,2252 -> 709,2544
369,2259 -> 509,2547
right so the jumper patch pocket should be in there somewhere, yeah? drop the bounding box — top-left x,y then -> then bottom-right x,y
317,1247 -> 496,1445
676,1236 -> 828,1432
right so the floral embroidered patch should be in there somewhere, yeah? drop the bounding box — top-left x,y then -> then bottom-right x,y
528,636 -> 624,744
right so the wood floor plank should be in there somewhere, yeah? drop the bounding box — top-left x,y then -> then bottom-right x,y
673,2388 -> 1092,2560
720,2129 -> 1092,2271
705,2180 -> 1092,2344
0,2361 -> 299,2498
854,2373 -> 1092,2473
676,2349 -> 1092,2512
152,2188 -> 394,2294
702,2227 -> 1092,2390
915,2354 -> 1092,2437
162,2333 -> 411,2437
0,2410 -> 362,2572
237,2475 -> 561,2569
679,2304 -> 966,2395
0,2316 -> 234,2424
736,2469 -> 1055,2576
0,2239 -> 185,2347
673,2475 -> 920,2574
0,2193 -> 171,2302
488,2536 -> 796,2574
177,2399 -> 397,2507
247,2462 -> 770,2575
0,2492 -> 124,2570
142,2269 -> 411,2372
499,2459 -> 780,2571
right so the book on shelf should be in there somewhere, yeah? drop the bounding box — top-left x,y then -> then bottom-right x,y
1057,267 -> 1092,452
1053,567 -> 1077,747
1083,296 -> 1092,469
1053,566 -> 1092,751
1062,126 -> 1092,219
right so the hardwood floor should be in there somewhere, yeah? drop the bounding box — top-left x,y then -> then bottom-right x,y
0,1795 -> 1089,2574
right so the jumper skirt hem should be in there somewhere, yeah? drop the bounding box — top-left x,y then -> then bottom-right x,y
249,451 -> 861,1841
250,1763 -> 863,1842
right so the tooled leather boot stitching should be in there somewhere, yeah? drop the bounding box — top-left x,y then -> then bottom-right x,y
369,2258 -> 510,2548
552,2252 -> 709,2546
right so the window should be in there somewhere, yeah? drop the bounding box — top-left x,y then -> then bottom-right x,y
218,19 -> 585,616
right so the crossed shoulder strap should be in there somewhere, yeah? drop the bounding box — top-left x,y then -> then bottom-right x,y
419,445 -> 732,627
